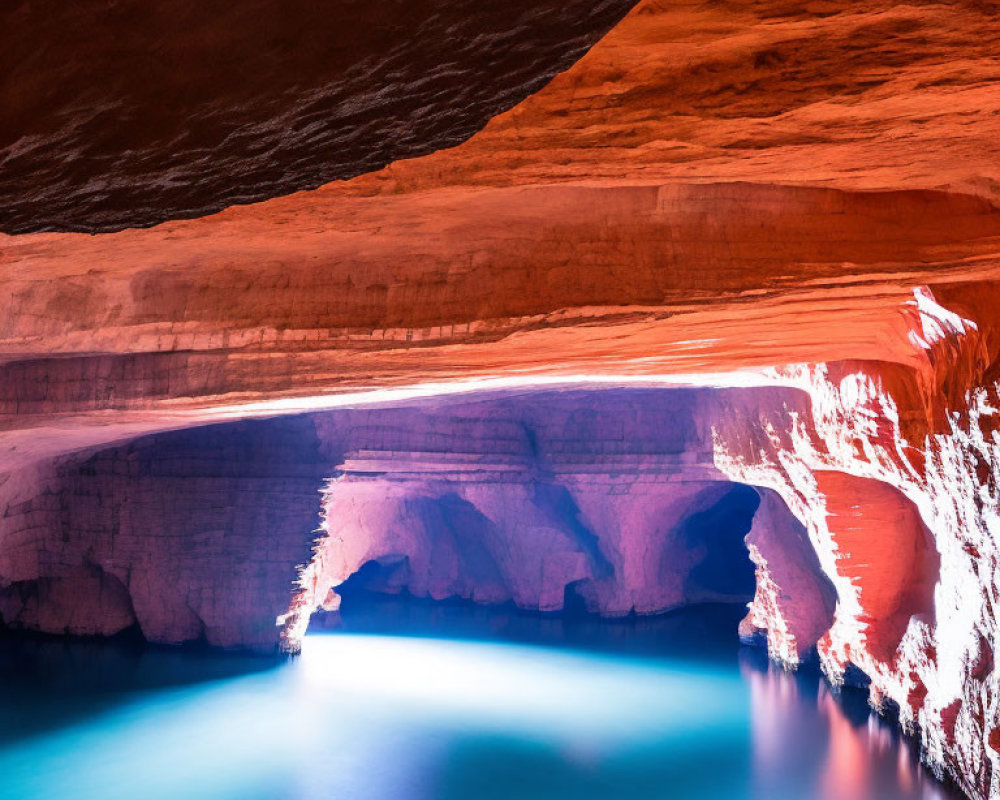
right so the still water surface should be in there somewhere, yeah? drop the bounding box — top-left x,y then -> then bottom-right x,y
0,600 -> 962,800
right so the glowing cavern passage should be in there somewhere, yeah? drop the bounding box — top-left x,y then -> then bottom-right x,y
0,382 -> 990,799
0,386 -> 829,645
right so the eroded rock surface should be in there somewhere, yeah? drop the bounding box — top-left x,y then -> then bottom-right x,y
0,417 -> 326,648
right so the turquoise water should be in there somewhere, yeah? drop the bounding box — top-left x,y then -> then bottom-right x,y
0,602 -> 961,800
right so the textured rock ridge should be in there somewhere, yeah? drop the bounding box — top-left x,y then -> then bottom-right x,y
712,292 -> 999,800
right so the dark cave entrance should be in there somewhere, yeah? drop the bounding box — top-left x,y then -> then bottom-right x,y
679,482 -> 759,603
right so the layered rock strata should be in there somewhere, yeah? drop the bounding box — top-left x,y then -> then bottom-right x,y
0,388 -> 784,647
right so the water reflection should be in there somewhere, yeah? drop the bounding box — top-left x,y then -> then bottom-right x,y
0,601 -> 963,800
742,652 -> 953,800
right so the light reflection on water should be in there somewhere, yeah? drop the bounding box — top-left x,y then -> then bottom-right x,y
742,659 -> 951,800
0,602 -> 962,800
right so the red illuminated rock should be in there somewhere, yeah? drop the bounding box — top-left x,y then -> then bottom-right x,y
713,297 -> 1000,800
5,0 -> 1000,443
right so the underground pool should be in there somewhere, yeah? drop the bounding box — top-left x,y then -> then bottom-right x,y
0,595 -> 961,800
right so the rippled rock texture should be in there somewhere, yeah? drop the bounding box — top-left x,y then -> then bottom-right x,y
6,1 -> 1000,799
0,0 -> 639,234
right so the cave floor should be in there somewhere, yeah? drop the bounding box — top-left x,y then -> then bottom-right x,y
0,600 -> 961,800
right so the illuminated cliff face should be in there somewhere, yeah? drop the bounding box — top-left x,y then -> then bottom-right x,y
713,293 -> 1000,800
4,1 -> 1000,798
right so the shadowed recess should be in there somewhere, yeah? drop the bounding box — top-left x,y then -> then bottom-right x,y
0,0 -> 638,233
682,483 -> 759,601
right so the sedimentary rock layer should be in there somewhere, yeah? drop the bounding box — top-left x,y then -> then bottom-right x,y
0,388 -> 776,647
4,184 -> 1000,475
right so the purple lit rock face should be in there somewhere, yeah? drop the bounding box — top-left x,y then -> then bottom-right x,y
287,389 -> 789,642
0,387 -> 832,654
0,416 -> 327,648
0,389 -> 748,643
